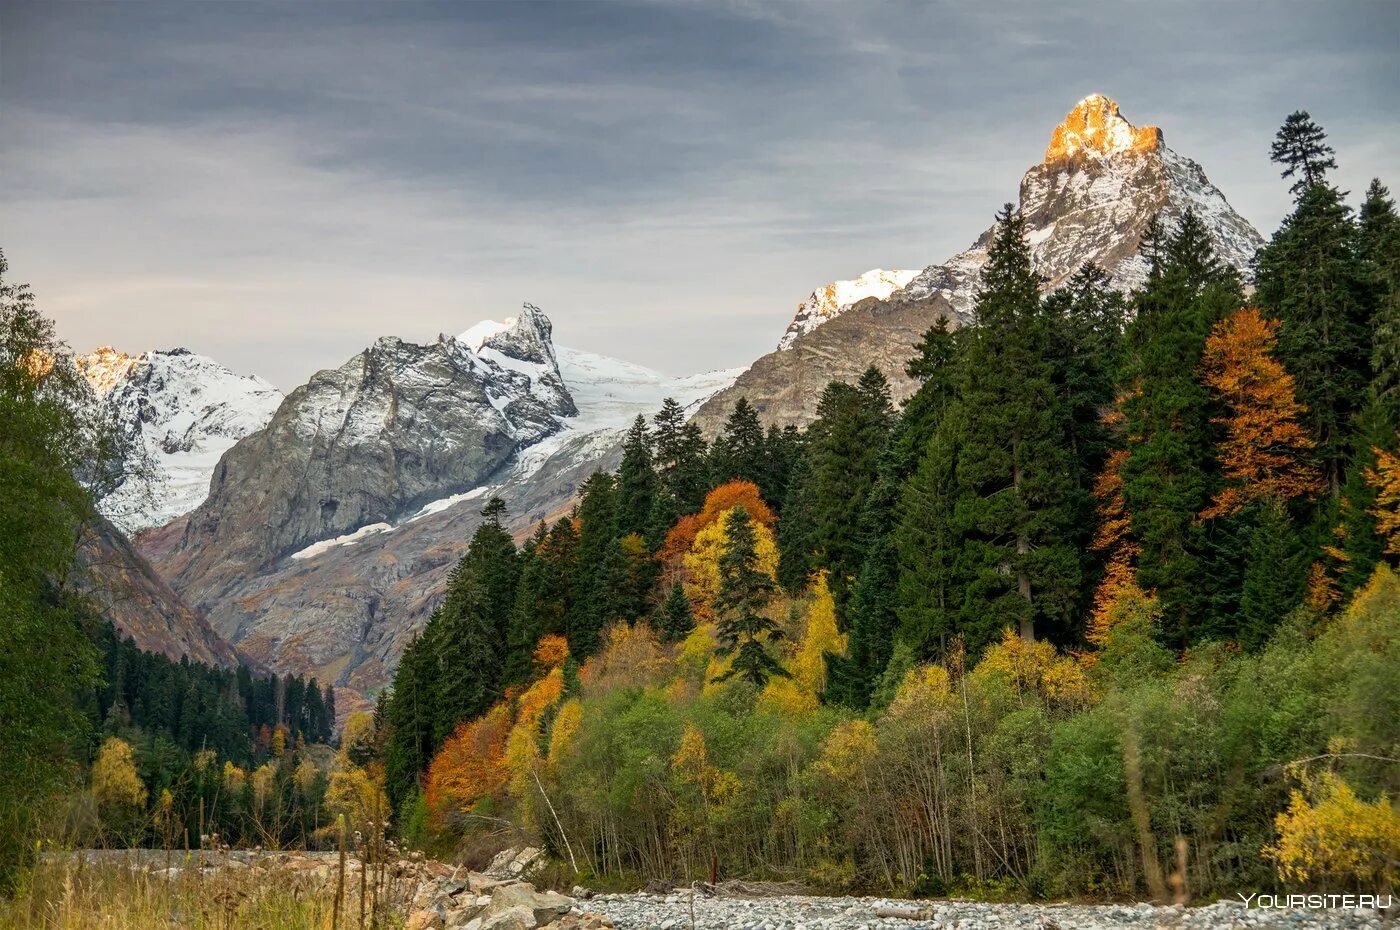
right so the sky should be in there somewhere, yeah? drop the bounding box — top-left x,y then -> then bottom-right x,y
3,1 -> 1398,390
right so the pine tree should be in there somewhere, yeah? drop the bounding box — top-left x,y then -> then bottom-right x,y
503,524 -> 549,687
894,416 -> 961,660
1270,111 -> 1338,196
1257,113 -> 1368,496
657,581 -> 696,643
617,415 -> 659,538
712,507 -> 786,687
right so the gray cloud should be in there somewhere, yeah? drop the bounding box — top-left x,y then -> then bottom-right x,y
1,0 -> 1397,388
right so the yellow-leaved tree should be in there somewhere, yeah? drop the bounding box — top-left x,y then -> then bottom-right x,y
683,507 -> 779,619
971,630 -> 1092,709
760,573 -> 846,717
1266,768 -> 1400,891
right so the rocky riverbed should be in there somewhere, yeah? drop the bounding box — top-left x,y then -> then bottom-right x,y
60,850 -> 1390,929
581,889 -> 1389,930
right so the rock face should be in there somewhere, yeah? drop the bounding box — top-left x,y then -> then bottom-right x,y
141,309 -> 738,702
76,346 -> 283,532
693,94 -> 1264,433
777,268 -> 918,351
70,516 -> 237,667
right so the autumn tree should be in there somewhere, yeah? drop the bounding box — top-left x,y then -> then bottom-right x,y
1199,307 -> 1323,518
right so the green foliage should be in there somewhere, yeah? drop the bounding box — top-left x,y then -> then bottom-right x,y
713,508 -> 786,687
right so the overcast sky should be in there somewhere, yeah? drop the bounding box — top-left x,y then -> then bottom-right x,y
3,1 -> 1398,389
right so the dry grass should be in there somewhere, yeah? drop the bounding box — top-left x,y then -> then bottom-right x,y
0,851 -> 410,930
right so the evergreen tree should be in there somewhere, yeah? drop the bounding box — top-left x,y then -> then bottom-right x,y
1270,110 -> 1338,196
712,507 -> 786,687
775,444 -> 816,592
617,415 -> 659,538
652,397 -> 709,512
1121,209 -> 1242,644
946,204 -> 1084,645
710,397 -> 767,488
806,369 -> 892,621
503,524 -> 549,687
431,497 -> 519,742
382,632 -> 436,812
567,473 -> 625,657
1257,113 -> 1368,496
657,581 -> 696,643
1341,181 -> 1400,588
1239,500 -> 1308,650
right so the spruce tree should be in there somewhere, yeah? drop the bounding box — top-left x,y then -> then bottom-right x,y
617,415 -> 659,538
432,497 -> 519,742
710,397 -> 767,488
946,204 -> 1083,645
1239,500 -> 1308,649
712,507 -> 786,687
1257,113 -> 1368,496
567,473 -> 624,657
657,581 -> 696,643
1121,209 -> 1241,645
806,369 -> 892,621
775,444 -> 817,593
503,524 -> 549,686
652,397 -> 709,512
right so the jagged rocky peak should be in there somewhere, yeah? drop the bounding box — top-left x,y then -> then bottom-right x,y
777,269 -> 918,351
76,345 -> 141,395
897,93 -> 1263,310
1043,93 -> 1162,165
78,346 -> 283,532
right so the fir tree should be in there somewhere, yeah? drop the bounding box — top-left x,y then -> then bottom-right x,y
710,397 -> 767,489
567,473 -> 625,657
1257,113 -> 1368,496
431,498 -> 519,742
617,415 -> 659,538
657,581 -> 696,643
1270,110 -> 1338,196
946,204 -> 1083,645
1121,209 -> 1241,644
652,397 -> 709,512
775,444 -> 816,592
1239,500 -> 1308,650
806,369 -> 892,621
712,507 -> 786,687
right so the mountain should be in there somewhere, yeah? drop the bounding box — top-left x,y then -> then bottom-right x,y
140,307 -> 739,705
777,268 -> 918,350
76,346 -> 283,531
694,94 -> 1264,432
70,516 -> 238,667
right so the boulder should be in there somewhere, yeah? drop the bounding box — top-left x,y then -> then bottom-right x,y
484,882 -> 574,925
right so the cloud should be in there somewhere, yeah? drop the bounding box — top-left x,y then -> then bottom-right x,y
1,0 -> 1397,388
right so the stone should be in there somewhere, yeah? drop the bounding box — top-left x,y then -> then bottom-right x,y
484,881 -> 574,925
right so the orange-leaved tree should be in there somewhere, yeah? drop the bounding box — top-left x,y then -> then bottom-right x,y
1088,447 -> 1146,646
658,480 -> 776,567
425,703 -> 512,827
1199,307 -> 1323,519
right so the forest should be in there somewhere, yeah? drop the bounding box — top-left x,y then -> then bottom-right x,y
1,111 -> 1398,906
371,113 -> 1400,899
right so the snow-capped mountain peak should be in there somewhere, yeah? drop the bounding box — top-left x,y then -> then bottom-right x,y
77,347 -> 284,531
1044,93 -> 1163,165
777,268 -> 919,351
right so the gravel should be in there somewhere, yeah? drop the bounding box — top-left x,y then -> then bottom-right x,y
582,890 -> 1388,930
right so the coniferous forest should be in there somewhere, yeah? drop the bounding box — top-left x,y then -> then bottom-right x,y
2,110 -> 1399,910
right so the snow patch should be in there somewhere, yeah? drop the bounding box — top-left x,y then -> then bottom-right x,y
290,523 -> 393,560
